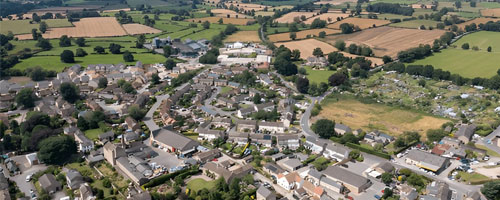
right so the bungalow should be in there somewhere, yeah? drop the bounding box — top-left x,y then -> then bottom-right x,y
305,137 -> 325,154
125,117 -> 141,131
193,149 -> 221,163
39,174 -> 62,194
263,162 -> 285,178
150,128 -> 199,157
235,119 -> 257,132
364,130 -> 394,146
237,107 -> 256,118
334,124 -> 352,135
276,134 -> 300,150
323,166 -> 372,195
405,150 -> 450,173
203,162 -> 253,183
197,128 -> 225,141
258,121 -> 285,133
322,143 -> 350,162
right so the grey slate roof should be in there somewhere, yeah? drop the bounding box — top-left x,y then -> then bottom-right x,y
153,128 -> 199,151
407,150 -> 448,171
323,166 -> 370,188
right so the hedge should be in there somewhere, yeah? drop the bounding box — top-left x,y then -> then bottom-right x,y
142,166 -> 199,188
345,142 -> 391,160
393,140 -> 419,155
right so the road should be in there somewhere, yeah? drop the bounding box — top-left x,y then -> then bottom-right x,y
478,125 -> 500,155
254,172 -> 295,200
203,87 -> 235,117
7,164 -> 48,199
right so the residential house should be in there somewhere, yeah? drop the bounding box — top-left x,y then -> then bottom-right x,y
203,162 -> 253,183
263,162 -> 285,178
197,128 -> 225,141
250,134 -> 272,147
39,174 -> 62,194
228,132 -> 249,145
323,166 -> 372,195
270,153 -> 287,162
440,137 -> 462,148
421,181 -> 451,200
455,124 -> 476,144
75,133 -> 94,153
399,184 -> 418,200
374,162 -> 394,174
255,102 -> 275,112
257,186 -> 276,200
276,134 -> 300,150
98,131 -> 115,143
237,107 -> 256,118
405,150 -> 450,173
125,117 -> 141,131
193,149 -> 221,163
280,158 -> 304,172
235,120 -> 257,132
320,176 -> 344,194
66,169 -> 85,190
25,153 -> 39,167
150,128 -> 199,157
364,131 -> 394,146
334,124 -> 352,135
305,137 -> 325,154
322,143 -> 350,162
277,172 -> 300,191
211,118 -> 232,129
217,98 -> 237,109
258,121 -> 285,133
305,57 -> 328,67
79,183 -> 95,200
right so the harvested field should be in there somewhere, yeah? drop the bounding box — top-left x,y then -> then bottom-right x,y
304,13 -> 350,24
16,17 -> 127,40
122,23 -> 162,35
224,3 -> 267,11
480,8 -> 500,17
268,28 -> 340,42
314,0 -> 356,5
210,9 -> 237,14
328,18 -> 391,30
315,95 -> 451,136
275,12 -> 316,23
325,26 -> 445,58
276,39 -> 383,65
103,8 -> 131,12
255,11 -> 275,16
455,17 -> 500,29
224,31 -> 261,42
185,17 -> 255,25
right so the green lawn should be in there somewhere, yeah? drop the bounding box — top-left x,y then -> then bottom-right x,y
0,19 -> 73,34
475,144 -> 500,157
389,20 -> 439,29
221,86 -> 232,94
412,31 -> 500,78
187,178 -> 215,192
84,128 -> 104,140
457,171 -> 491,184
304,66 -> 336,84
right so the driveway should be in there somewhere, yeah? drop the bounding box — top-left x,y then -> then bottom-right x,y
147,145 -> 183,169
10,164 -> 48,198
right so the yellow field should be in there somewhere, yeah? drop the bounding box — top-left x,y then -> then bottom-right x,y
122,24 -> 162,35
224,3 -> 267,11
211,9 -> 237,14
268,28 -> 341,42
304,13 -> 350,24
275,12 -> 316,23
224,31 -> 261,42
328,18 -> 391,30
185,17 -> 255,25
455,17 -> 500,29
480,8 -> 500,17
314,0 -> 357,5
315,97 -> 451,136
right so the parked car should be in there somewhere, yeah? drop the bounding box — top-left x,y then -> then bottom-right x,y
25,174 -> 32,182
374,195 -> 381,199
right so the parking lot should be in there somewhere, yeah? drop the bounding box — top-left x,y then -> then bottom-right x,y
5,155 -> 48,199
148,146 -> 183,170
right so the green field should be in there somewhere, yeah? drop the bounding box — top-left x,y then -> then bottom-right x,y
304,66 -> 336,84
412,31 -> 500,78
389,19 -> 439,29
187,178 -> 215,192
0,19 -> 73,34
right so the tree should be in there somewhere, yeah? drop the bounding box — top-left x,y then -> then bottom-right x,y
313,48 -> 324,57
461,43 -> 469,50
59,35 -> 71,47
75,38 -> 85,47
334,40 -> 346,51
455,1 -> 461,9
382,55 -> 392,64
291,49 -> 301,61
218,18 -> 223,24
349,149 -> 360,159
296,76 -> 310,93
426,129 -> 448,142
16,88 -> 35,108
253,93 -> 262,104
36,38 -> 52,50
202,21 -> 210,29
163,45 -> 173,57
407,173 -> 425,187
312,119 -> 335,138
381,172 -> 393,185
481,180 -> 500,200
28,67 -> 47,81
39,22 -> 48,33
109,43 -> 122,54
123,51 -> 134,62
151,73 -> 160,84
290,32 -> 296,40
328,71 -> 348,87
128,105 -> 147,120
32,29 -> 40,40
418,79 -> 426,87
339,23 -> 354,34
98,77 -> 108,88
94,46 -> 105,54
38,135 -> 77,165
60,50 -> 75,63
165,59 -> 176,70
470,1 -> 476,7
60,82 -> 79,103
32,13 -> 41,23
318,31 -> 326,38
75,48 -> 87,57
487,46 -> 492,52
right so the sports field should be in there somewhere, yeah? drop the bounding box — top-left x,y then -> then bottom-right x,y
316,95 -> 451,136
412,31 -> 500,78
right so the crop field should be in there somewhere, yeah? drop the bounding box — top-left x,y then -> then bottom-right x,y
481,8 -> 500,17
224,3 -> 267,11
454,18 -> 500,29
276,39 -> 337,59
325,26 -> 445,58
255,11 -> 275,16
0,19 -> 73,35
315,95 -> 451,136
259,0 -> 313,6
185,17 -> 255,25
274,12 -> 316,23
328,18 -> 391,30
412,31 -> 500,78
304,13 -> 350,24
314,0 -> 357,5
122,24 -> 162,35
210,9 -> 237,14
268,28 -> 340,42
16,17 -> 128,40
224,31 -> 261,42
389,19 -> 439,29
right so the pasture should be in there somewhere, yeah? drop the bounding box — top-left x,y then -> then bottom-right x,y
325,26 -> 445,58
389,19 -> 439,29
315,95 -> 451,136
224,2 -> 267,11
481,8 -> 500,17
274,12 -> 316,23
268,28 -> 340,42
304,13 -> 350,24
314,0 -> 356,5
224,31 -> 261,43
454,18 -> 500,30
185,17 -> 255,25
412,31 -> 500,78
0,19 -> 73,35
122,24 -> 162,35
328,18 -> 391,30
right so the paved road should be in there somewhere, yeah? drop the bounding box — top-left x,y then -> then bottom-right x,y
478,125 -> 500,155
254,172 -> 295,200
9,164 -> 48,198
203,87 -> 235,117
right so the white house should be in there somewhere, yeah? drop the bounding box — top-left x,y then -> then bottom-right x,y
305,137 -> 325,154
322,143 -> 350,162
74,133 -> 94,153
258,121 -> 285,133
277,172 -> 299,191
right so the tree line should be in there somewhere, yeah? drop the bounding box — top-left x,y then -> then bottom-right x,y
366,3 -> 415,16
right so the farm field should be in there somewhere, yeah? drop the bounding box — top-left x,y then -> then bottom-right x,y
255,11 -> 275,16
481,8 -> 500,17
314,0 -> 357,5
0,19 -> 73,35
185,17 -> 255,25
454,17 -> 500,29
224,2 -> 267,11
304,13 -> 350,24
315,94 -> 451,136
224,31 -> 261,42
16,17 -> 128,40
328,18 -> 391,30
303,66 -> 336,84
210,9 -> 237,14
325,26 -> 446,58
268,28 -> 340,42
389,19 -> 439,29
122,23 -> 162,35
363,13 -> 408,20
274,12 -> 316,23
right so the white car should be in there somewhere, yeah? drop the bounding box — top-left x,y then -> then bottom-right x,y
26,174 -> 32,182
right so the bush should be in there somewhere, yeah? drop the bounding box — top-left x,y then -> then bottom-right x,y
345,142 -> 391,159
